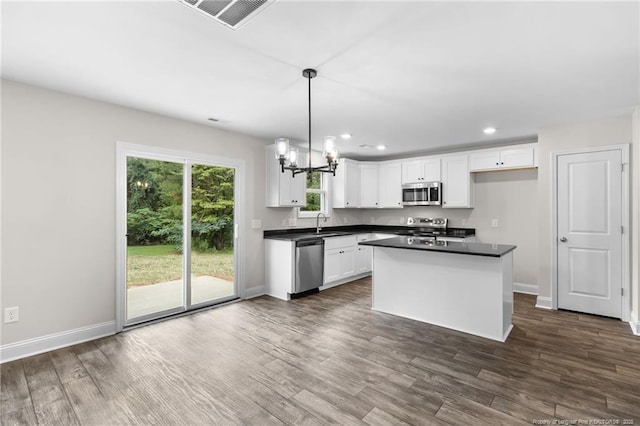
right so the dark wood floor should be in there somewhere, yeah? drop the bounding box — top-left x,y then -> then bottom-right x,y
2,278 -> 640,425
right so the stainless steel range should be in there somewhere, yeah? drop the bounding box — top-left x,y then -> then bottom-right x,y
400,217 -> 476,242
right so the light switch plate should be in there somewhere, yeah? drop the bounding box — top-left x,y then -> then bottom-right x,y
491,219 -> 499,228
251,219 -> 262,229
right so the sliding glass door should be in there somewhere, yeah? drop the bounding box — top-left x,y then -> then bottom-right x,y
189,164 -> 236,307
126,157 -> 185,321
123,154 -> 238,326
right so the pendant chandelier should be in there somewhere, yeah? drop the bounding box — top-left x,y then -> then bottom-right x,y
274,68 -> 339,177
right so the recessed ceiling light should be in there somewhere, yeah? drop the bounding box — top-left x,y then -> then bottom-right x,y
376,145 -> 386,151
340,133 -> 352,140
483,127 -> 497,135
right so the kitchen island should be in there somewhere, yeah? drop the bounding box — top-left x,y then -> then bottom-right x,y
359,237 -> 516,342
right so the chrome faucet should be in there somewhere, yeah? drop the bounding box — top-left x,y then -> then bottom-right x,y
316,212 -> 327,234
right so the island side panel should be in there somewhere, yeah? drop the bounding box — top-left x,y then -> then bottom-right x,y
502,251 -> 514,339
371,247 -> 509,341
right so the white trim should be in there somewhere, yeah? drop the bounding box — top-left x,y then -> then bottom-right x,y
513,282 -> 538,295
115,142 -> 246,331
535,296 -> 553,310
298,172 -> 329,218
0,321 -> 116,364
242,286 -> 266,299
630,311 -> 640,336
320,272 -> 371,290
550,144 -> 630,321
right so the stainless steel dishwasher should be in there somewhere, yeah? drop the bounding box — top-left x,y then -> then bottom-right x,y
294,238 -> 324,296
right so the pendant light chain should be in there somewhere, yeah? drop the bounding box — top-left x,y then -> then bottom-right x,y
308,68 -> 312,170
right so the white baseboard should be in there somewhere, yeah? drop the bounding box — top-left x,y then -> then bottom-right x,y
513,282 -> 538,295
630,311 -> 640,336
320,272 -> 371,291
0,321 -> 116,364
242,286 -> 265,299
535,296 -> 553,310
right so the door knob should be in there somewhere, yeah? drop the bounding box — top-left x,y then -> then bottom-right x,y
559,237 -> 567,242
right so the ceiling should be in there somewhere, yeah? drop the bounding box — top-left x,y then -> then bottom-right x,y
2,1 -> 638,159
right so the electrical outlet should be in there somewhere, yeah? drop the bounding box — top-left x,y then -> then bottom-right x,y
4,307 -> 19,323
491,219 -> 499,228
251,219 -> 262,229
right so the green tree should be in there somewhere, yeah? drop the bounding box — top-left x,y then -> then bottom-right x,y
126,159 -> 235,251
191,165 -> 235,251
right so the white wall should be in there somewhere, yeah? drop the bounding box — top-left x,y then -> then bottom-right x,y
3,79 -> 637,350
536,115 -> 634,308
361,168 -> 539,287
632,106 -> 640,325
0,79 -> 357,347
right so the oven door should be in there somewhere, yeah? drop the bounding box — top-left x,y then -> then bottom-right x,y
402,187 -> 428,205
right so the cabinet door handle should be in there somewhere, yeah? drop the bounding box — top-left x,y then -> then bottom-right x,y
501,162 -> 504,165
496,162 -> 499,166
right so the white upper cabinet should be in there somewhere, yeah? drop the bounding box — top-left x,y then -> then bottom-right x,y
470,144 -> 536,172
378,161 -> 403,208
401,157 -> 441,184
359,163 -> 379,208
441,154 -> 473,208
265,145 -> 307,207
333,159 -> 361,208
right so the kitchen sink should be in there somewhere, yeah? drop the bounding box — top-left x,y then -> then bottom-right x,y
283,231 -> 351,241
316,232 -> 351,237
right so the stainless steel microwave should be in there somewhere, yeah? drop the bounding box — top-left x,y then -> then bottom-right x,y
402,182 -> 442,206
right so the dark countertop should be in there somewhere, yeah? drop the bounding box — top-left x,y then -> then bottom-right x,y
263,225 -> 475,241
359,236 -> 516,258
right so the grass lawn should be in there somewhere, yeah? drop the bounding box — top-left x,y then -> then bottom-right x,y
127,244 -> 234,287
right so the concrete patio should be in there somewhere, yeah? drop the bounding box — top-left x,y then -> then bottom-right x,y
127,275 -> 234,319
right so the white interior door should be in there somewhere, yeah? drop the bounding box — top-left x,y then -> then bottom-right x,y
557,149 -> 622,318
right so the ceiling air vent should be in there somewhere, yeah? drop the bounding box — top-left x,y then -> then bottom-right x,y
178,0 -> 274,31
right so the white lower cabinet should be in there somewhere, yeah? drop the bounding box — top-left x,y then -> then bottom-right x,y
324,236 -> 357,284
323,234 -> 374,285
324,247 -> 356,283
265,239 -> 295,300
266,234 -> 380,298
356,234 -> 373,274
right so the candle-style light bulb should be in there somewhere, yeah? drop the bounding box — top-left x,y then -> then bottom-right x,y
274,138 -> 290,160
